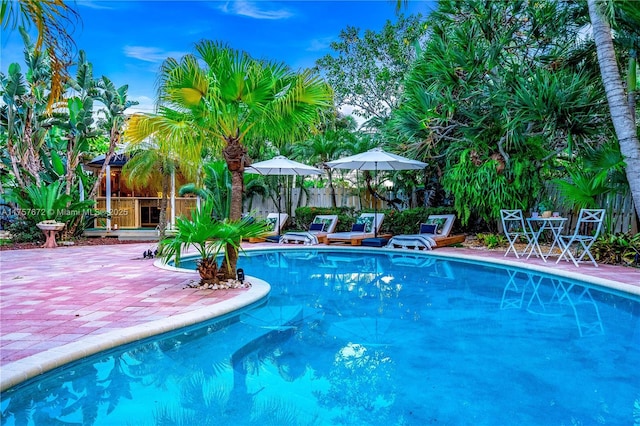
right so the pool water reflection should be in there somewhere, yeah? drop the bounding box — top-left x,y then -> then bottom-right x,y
2,249 -> 640,425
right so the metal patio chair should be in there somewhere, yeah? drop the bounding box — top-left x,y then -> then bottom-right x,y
500,209 -> 533,258
556,209 -> 606,267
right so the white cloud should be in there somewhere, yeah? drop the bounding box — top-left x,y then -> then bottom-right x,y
123,46 -> 187,63
128,95 -> 156,114
76,1 -> 114,10
306,37 -> 334,52
219,1 -> 293,20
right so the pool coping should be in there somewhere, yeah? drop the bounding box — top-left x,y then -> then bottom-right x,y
1,244 -> 637,392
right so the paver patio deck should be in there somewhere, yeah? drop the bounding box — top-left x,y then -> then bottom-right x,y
1,241 -> 638,390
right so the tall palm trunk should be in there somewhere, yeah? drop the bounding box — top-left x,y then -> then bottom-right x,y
587,0 -> 640,218
223,135 -> 246,221
221,135 -> 246,280
326,168 -> 337,208
158,171 -> 170,239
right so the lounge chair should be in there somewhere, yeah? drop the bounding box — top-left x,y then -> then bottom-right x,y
279,214 -> 339,245
386,214 -> 463,250
248,212 -> 288,243
325,213 -> 385,246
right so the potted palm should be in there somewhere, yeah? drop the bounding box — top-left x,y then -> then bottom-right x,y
159,199 -> 270,287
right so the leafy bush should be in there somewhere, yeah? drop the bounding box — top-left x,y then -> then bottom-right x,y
293,206 -> 355,232
8,219 -> 44,243
383,206 -> 457,235
476,233 -> 507,249
5,181 -> 95,224
591,233 -> 640,267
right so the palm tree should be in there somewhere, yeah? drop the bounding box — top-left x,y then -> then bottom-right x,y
1,0 -> 80,109
127,40 -> 332,279
88,76 -> 139,200
160,198 -> 270,285
586,0 -> 640,218
296,115 -> 356,207
178,160 -> 232,220
121,142 -> 186,239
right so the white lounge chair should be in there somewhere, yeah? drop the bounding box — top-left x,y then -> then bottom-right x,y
387,214 -> 458,250
280,214 -> 339,245
325,213 -> 385,246
248,212 -> 288,243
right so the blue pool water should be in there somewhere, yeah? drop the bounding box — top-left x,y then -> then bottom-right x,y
2,249 -> 640,425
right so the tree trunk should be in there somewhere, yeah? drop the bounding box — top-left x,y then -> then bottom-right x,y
627,55 -> 636,124
220,241 -> 238,281
222,135 -> 247,279
158,170 -> 170,239
223,136 -> 247,221
587,0 -> 640,219
326,168 -> 337,208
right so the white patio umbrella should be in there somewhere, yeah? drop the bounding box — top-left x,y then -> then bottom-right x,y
326,148 -> 428,237
246,156 -> 323,235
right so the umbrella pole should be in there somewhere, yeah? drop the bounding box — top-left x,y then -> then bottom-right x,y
374,162 -> 378,238
277,173 -> 281,236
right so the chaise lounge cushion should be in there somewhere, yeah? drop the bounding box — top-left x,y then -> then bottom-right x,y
361,237 -> 390,247
420,223 -> 438,235
351,223 -> 366,232
309,222 -> 325,232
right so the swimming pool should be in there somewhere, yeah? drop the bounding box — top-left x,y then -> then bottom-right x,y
2,249 -> 639,425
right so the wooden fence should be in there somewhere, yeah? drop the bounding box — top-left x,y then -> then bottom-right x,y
244,187 -> 386,219
246,187 -> 638,234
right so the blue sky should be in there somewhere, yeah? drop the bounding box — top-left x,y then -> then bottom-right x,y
1,0 -> 435,114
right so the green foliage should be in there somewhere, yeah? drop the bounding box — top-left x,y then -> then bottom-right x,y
294,206 -> 355,232
7,219 -> 44,243
553,143 -> 628,212
160,199 -> 271,273
591,232 -> 640,267
389,0 -> 611,226
316,14 -> 428,124
442,150 -> 542,226
476,233 -> 508,249
537,198 -> 555,212
5,181 -> 95,224
179,160 -> 232,220
382,206 -> 457,235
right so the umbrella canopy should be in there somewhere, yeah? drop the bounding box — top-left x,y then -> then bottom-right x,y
326,148 -> 427,238
246,155 -> 323,176
325,148 -> 427,171
245,156 -> 322,238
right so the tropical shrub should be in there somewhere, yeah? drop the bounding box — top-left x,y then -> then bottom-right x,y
591,233 -> 640,267
4,181 -> 96,240
383,206 -> 457,235
7,219 -> 44,243
294,206 -> 355,232
476,233 -> 508,249
160,199 -> 271,284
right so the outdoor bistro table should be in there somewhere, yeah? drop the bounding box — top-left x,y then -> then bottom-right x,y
525,216 -> 568,262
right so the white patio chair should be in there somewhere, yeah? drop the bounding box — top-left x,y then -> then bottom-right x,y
500,209 -> 533,258
556,209 -> 606,267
